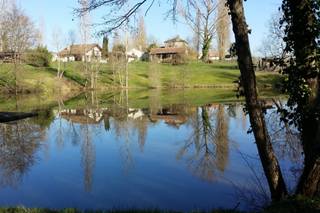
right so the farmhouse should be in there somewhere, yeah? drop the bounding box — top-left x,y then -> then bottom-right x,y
57,44 -> 102,62
150,36 -> 188,63
126,48 -> 145,62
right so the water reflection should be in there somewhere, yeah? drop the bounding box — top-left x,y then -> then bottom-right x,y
177,105 -> 230,181
0,120 -> 45,187
0,91 -> 304,211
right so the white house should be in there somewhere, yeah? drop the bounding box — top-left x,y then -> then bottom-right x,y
198,51 -> 220,61
57,44 -> 103,62
126,48 -> 144,62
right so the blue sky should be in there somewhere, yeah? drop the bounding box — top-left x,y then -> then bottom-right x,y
18,0 -> 282,55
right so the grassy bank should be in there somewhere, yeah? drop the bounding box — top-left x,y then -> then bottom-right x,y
50,61 -> 282,89
0,61 -> 282,93
0,197 -> 319,213
0,64 -> 81,95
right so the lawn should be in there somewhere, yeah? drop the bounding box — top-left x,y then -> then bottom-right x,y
50,60 -> 282,89
0,63 -> 81,95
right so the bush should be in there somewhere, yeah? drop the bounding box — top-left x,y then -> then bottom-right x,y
171,53 -> 187,65
24,46 -> 52,67
112,44 -> 126,53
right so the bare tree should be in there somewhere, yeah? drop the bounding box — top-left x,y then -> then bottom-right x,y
1,3 -> 38,94
133,16 -> 147,51
36,16 -> 46,47
217,0 -> 230,60
0,0 -> 9,51
192,8 -> 201,59
79,0 -> 91,86
2,4 -> 37,53
52,27 -> 64,78
180,0 -> 219,61
259,11 -> 286,58
68,29 -> 77,46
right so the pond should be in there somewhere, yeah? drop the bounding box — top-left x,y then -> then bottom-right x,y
0,89 -> 302,211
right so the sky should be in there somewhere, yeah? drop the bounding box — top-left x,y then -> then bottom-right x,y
18,0 -> 282,55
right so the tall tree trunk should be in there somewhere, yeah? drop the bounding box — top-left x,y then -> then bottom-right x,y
281,0 -> 320,198
227,0 -> 288,201
296,83 -> 320,197
201,35 -> 212,62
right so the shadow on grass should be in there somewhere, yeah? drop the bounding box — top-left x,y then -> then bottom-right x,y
46,67 -> 86,86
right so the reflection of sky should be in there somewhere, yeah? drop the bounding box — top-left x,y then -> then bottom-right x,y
0,103 -> 301,211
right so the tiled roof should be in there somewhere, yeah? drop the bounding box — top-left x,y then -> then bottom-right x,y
150,47 -> 186,55
59,44 -> 101,56
164,36 -> 188,44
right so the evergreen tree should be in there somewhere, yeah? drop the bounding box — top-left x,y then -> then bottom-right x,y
102,35 -> 109,58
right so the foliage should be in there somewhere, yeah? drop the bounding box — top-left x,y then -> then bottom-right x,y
280,0 -> 320,128
112,44 -> 126,54
171,53 -> 188,65
24,46 -> 52,67
102,35 -> 109,58
228,43 -> 237,58
147,43 -> 158,53
263,196 -> 320,213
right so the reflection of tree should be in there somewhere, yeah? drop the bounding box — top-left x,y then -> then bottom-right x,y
79,91 -> 99,193
80,123 -> 95,192
267,109 -> 302,163
215,105 -> 229,172
0,120 -> 44,187
132,116 -> 148,152
177,105 -> 229,181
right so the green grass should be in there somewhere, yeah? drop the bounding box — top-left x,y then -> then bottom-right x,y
0,61 -> 282,93
0,61 -> 283,112
0,64 -> 81,95
50,61 -> 282,90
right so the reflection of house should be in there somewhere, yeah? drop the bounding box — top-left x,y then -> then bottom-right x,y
60,109 -> 104,124
128,109 -> 145,119
57,105 -> 189,128
149,108 -> 188,128
57,44 -> 102,62
150,36 -> 188,63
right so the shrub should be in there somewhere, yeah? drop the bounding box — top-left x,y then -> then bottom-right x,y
171,53 -> 187,65
24,46 -> 52,67
112,44 -> 126,53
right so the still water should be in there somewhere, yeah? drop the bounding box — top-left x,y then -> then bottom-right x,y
0,90 -> 301,211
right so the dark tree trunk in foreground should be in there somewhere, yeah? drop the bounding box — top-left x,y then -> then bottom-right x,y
281,0 -> 320,198
227,0 -> 287,201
